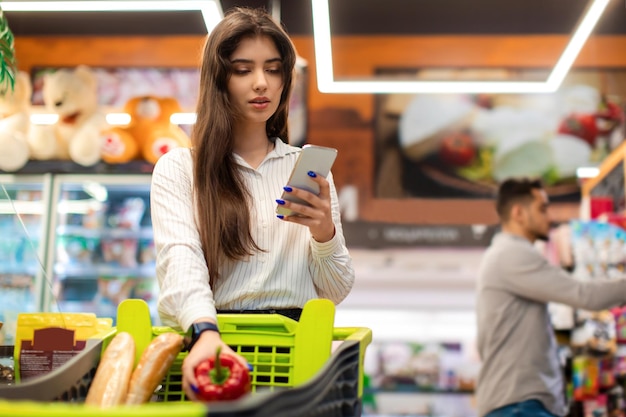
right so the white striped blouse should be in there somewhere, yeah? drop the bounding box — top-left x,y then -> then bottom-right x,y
150,138 -> 355,331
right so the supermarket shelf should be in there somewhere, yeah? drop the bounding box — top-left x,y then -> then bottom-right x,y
0,265 -> 39,276
0,224 -> 42,237
362,413 -> 444,417
52,300 -> 98,313
56,225 -> 153,239
52,299 -> 159,320
0,200 -> 45,215
2,159 -> 154,175
54,263 -> 156,279
364,415 -> 440,417
366,386 -> 475,395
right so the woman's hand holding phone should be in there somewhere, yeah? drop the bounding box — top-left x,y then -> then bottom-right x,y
277,172 -> 336,243
276,145 -> 338,243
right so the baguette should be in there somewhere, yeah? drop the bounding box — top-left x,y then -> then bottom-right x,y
125,332 -> 184,405
85,331 -> 136,407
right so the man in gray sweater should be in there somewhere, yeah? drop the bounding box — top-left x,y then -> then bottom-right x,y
476,178 -> 626,417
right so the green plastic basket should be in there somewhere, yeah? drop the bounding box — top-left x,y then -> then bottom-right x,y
137,297 -> 336,400
0,298 -> 372,417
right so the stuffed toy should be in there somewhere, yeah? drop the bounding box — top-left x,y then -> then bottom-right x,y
101,95 -> 191,165
29,65 -> 107,166
0,71 -> 34,172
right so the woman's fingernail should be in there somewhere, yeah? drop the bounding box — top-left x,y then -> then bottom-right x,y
277,215 -> 284,219
307,171 -> 317,178
248,364 -> 254,371
276,199 -> 285,205
283,186 -> 292,192
191,384 -> 199,393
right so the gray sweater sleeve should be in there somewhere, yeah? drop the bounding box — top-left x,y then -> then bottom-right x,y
495,243 -> 626,310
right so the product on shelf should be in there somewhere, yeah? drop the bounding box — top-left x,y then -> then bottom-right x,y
82,204 -> 107,229
138,239 -> 156,265
613,307 -> 626,344
570,220 -> 626,281
0,71 -> 34,173
0,346 -> 13,385
101,239 -> 138,267
107,197 -> 145,230
57,235 -> 99,265
573,356 -> 600,401
36,66 -> 109,167
101,96 -> 191,165
96,277 -> 137,307
367,340 -> 479,393
572,311 -> 617,356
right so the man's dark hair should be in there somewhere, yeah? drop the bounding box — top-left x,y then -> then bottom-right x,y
496,178 -> 544,221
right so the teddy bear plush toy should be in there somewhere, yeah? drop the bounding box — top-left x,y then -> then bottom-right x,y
101,95 -> 191,165
29,65 -> 107,166
0,71 -> 34,172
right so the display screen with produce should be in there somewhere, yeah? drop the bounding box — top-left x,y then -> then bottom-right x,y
374,68 -> 626,202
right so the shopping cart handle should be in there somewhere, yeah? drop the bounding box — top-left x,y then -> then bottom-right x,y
333,327 -> 372,345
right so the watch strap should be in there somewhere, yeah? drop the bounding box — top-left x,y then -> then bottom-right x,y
184,321 -> 220,352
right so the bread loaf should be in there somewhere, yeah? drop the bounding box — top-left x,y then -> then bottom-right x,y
125,332 -> 184,405
85,331 -> 136,407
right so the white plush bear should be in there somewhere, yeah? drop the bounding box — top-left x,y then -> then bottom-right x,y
30,65 -> 107,166
0,72 -> 33,172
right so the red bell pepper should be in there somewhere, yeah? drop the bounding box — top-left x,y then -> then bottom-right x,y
194,346 -> 251,402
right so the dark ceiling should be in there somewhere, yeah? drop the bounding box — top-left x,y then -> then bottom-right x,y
5,0 -> 626,37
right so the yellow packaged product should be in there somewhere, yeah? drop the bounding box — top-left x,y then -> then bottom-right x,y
13,313 -> 112,381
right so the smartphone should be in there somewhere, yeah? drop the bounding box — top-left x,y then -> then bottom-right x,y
276,144 -> 338,216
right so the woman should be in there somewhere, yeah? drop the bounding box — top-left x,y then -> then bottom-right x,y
150,7 -> 354,399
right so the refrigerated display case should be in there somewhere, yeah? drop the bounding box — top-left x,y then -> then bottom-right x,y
43,174 -> 159,324
0,174 -> 52,344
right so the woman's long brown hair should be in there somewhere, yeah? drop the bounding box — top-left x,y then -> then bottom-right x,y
192,7 -> 297,288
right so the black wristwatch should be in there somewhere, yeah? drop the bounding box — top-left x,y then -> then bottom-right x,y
184,321 -> 220,352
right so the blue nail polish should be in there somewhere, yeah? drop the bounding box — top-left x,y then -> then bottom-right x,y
191,384 -> 199,393
248,364 -> 254,371
283,186 -> 292,192
307,171 -> 317,178
276,199 -> 285,205
277,215 -> 284,219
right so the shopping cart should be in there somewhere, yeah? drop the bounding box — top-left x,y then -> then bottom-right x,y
0,298 -> 372,417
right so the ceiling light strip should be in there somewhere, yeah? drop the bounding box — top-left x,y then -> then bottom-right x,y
2,1 -> 208,12
0,1 -> 223,32
546,0 -> 610,90
311,0 -> 334,92
311,0 -> 609,94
